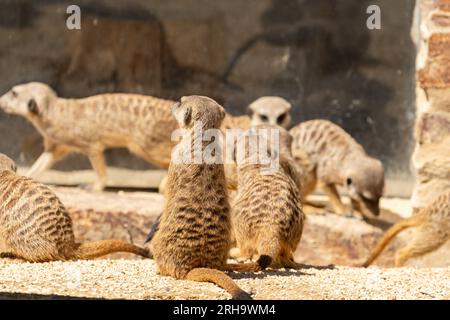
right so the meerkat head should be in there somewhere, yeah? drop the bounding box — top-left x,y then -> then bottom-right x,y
234,124 -> 300,182
249,96 -> 292,129
344,157 -> 385,216
172,95 -> 226,130
0,153 -> 17,173
0,82 -> 57,118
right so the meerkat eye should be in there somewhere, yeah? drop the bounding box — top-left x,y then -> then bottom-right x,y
277,113 -> 286,124
11,90 -> 17,98
259,114 -> 268,122
346,177 -> 352,186
28,99 -> 39,114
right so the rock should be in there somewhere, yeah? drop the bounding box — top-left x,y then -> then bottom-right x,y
52,187 -> 163,259
49,187 -> 448,267
413,0 -> 450,209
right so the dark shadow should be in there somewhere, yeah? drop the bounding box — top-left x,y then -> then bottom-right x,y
0,0 -> 40,28
0,292 -> 105,300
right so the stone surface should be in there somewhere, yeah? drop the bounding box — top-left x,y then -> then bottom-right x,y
53,187 -> 163,259
50,187 -> 449,267
412,0 -> 450,209
0,260 -> 448,300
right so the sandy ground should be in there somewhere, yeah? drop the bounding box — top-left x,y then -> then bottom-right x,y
0,259 -> 448,300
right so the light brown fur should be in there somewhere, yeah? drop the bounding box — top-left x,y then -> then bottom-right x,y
231,125 -> 305,268
362,190 -> 450,267
0,82 -> 179,191
161,96 -> 291,194
149,96 -> 266,300
290,119 -> 385,217
249,96 -> 292,129
0,154 -> 149,262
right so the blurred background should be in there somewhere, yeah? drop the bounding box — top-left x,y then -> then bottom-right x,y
0,0 -> 416,195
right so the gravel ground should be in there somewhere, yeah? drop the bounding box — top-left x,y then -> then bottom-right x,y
0,259 -> 448,300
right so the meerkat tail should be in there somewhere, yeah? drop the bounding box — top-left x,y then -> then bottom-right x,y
73,240 -> 151,260
185,268 -> 252,300
362,215 -> 424,267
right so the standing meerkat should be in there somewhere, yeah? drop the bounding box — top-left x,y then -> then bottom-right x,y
362,190 -> 450,267
0,153 -> 149,262
0,82 -> 178,191
149,96 -> 268,300
289,119 -> 385,217
230,124 -> 305,268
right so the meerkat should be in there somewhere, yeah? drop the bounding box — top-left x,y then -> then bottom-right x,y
149,96 -> 269,300
249,96 -> 292,129
221,96 -> 292,131
362,190 -> 450,267
0,153 -> 149,262
158,96 -> 292,194
289,119 -> 385,217
0,82 -> 179,191
229,124 -> 305,268
216,96 -> 292,193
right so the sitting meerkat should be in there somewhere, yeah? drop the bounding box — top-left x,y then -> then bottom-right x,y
289,119 -> 385,217
0,153 -> 149,262
362,190 -> 450,267
149,96 -> 268,300
230,124 -> 305,268
0,82 -> 179,191
218,96 -> 293,192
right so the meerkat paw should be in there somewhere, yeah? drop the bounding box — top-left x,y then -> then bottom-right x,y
80,182 -> 105,192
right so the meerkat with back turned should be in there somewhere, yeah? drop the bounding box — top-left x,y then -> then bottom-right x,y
158,96 -> 293,194
218,96 -> 293,192
149,96 -> 269,300
230,124 -> 305,268
0,153 -> 149,262
362,190 -> 450,267
289,119 -> 385,217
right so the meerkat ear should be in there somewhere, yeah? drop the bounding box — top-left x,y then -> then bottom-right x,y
28,99 -> 39,115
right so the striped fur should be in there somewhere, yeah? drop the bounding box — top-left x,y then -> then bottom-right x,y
290,120 -> 384,217
231,125 -> 305,268
0,154 -> 149,262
